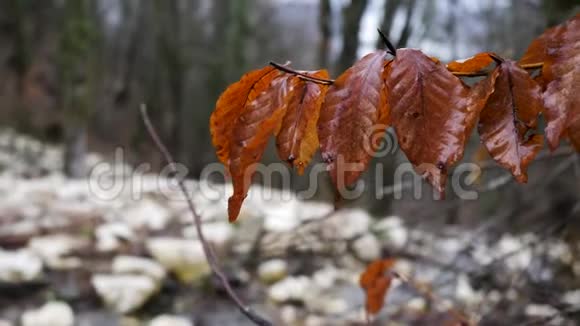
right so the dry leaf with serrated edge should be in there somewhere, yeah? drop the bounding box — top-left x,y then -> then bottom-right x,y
478,60 -> 544,182
228,74 -> 299,221
276,70 -> 330,174
318,50 -> 391,190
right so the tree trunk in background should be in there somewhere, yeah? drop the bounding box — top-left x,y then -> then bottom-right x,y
4,0 -> 29,95
3,0 -> 31,132
337,0 -> 368,72
203,0 -> 250,174
318,0 -> 331,68
543,0 -> 579,27
59,0 -> 97,178
64,125 -> 87,177
445,0 -> 458,57
396,0 -> 416,48
154,0 -> 188,168
376,0 -> 403,49
224,0 -> 249,82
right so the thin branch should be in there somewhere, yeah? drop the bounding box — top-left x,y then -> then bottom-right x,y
450,62 -> 544,77
520,62 -> 544,70
140,105 -> 272,326
392,271 -> 473,326
269,61 -> 335,85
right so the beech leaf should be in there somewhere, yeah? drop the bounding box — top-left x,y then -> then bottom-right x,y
541,14 -> 580,151
478,60 -> 544,182
359,259 -> 396,316
447,52 -> 495,74
318,50 -> 390,190
228,74 -> 299,222
276,70 -> 330,174
386,49 -> 492,196
210,66 -> 279,167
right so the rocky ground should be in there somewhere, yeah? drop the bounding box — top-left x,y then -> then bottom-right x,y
0,129 -> 579,326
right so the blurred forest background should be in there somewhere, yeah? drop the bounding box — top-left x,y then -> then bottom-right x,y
0,0 -> 578,213
0,0 -> 575,172
0,0 -> 580,325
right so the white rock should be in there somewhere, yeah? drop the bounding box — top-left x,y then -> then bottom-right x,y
297,201 -> 334,222
547,241 -> 573,265
455,274 -> 482,305
311,266 -> 340,290
123,199 -> 172,231
257,259 -> 288,284
0,249 -> 43,282
306,295 -> 349,315
182,222 -> 234,249
352,234 -> 381,261
437,238 -> 463,256
149,315 -> 192,326
95,222 -> 136,252
323,209 -> 371,239
92,274 -> 159,314
50,200 -> 97,219
182,199 -> 228,223
261,199 -> 301,233
120,317 -> 141,326
562,290 -> 580,306
496,235 -> 532,270
373,216 -> 408,249
0,319 -> 13,326
0,220 -> 38,239
472,244 -> 493,265
21,301 -> 74,326
304,315 -> 326,326
268,276 -> 311,303
112,256 -> 166,282
279,305 -> 299,325
55,180 -> 91,201
28,235 -> 87,269
525,304 -> 558,317
146,238 -> 210,283
406,297 -> 427,311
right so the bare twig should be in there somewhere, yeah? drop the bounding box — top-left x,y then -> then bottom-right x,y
378,146 -> 576,196
392,271 -> 473,326
450,62 -> 544,77
140,105 -> 272,326
270,61 -> 335,85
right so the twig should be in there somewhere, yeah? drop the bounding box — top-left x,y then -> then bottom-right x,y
140,105 -> 272,326
391,271 -> 473,325
450,62 -> 544,77
270,61 -> 335,85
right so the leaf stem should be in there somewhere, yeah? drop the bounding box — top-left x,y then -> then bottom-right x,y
269,61 -> 335,85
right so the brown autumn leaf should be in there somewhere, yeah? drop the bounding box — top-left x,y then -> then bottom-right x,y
359,259 -> 396,316
386,48 -> 493,196
541,14 -> 580,151
447,52 -> 495,74
210,66 -> 279,167
478,60 -> 544,183
276,70 -> 330,174
519,24 -> 566,66
318,50 -> 390,190
228,74 -> 299,222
